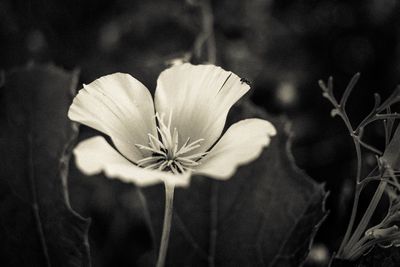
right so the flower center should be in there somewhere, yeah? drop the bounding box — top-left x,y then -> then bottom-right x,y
135,112 -> 207,174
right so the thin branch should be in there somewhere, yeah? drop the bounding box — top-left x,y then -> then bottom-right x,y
357,113 -> 400,133
355,93 -> 381,133
376,85 -> 400,113
384,107 -> 395,146
357,138 -> 383,155
338,188 -> 361,255
340,72 -> 360,110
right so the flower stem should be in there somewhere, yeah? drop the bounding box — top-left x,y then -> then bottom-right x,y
156,181 -> 175,267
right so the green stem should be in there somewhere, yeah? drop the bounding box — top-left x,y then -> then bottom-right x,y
156,182 -> 175,267
337,187 -> 361,256
346,235 -> 370,260
336,133 -> 362,257
343,180 -> 387,258
348,231 -> 400,261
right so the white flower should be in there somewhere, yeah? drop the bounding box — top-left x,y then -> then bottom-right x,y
68,63 -> 276,187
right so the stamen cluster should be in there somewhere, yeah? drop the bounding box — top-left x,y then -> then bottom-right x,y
136,113 -> 207,174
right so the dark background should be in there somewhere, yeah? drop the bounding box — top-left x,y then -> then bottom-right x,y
1,0 -> 400,266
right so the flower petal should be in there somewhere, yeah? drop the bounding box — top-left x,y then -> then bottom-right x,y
74,136 -> 191,187
154,63 -> 250,154
68,73 -> 157,163
194,119 -> 277,179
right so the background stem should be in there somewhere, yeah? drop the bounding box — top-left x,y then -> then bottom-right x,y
337,187 -> 361,256
343,180 -> 387,258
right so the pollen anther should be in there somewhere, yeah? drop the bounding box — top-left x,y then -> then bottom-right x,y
136,112 -> 207,173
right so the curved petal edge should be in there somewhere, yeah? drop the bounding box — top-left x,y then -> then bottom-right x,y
195,119 -> 277,180
68,73 -> 157,163
73,136 -> 191,187
154,63 -> 251,154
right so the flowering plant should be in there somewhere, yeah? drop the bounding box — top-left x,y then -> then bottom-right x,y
68,62 -> 276,266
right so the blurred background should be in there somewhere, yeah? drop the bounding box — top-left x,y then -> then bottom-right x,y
1,0 -> 400,266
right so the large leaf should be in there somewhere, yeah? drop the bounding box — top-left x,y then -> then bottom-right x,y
0,64 -> 90,267
139,100 -> 328,267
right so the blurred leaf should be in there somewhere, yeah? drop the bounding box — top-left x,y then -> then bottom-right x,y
329,247 -> 400,267
358,247 -> 400,267
68,161 -> 154,267
331,247 -> 400,267
0,64 -> 90,267
140,100 -> 328,267
329,258 -> 354,267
